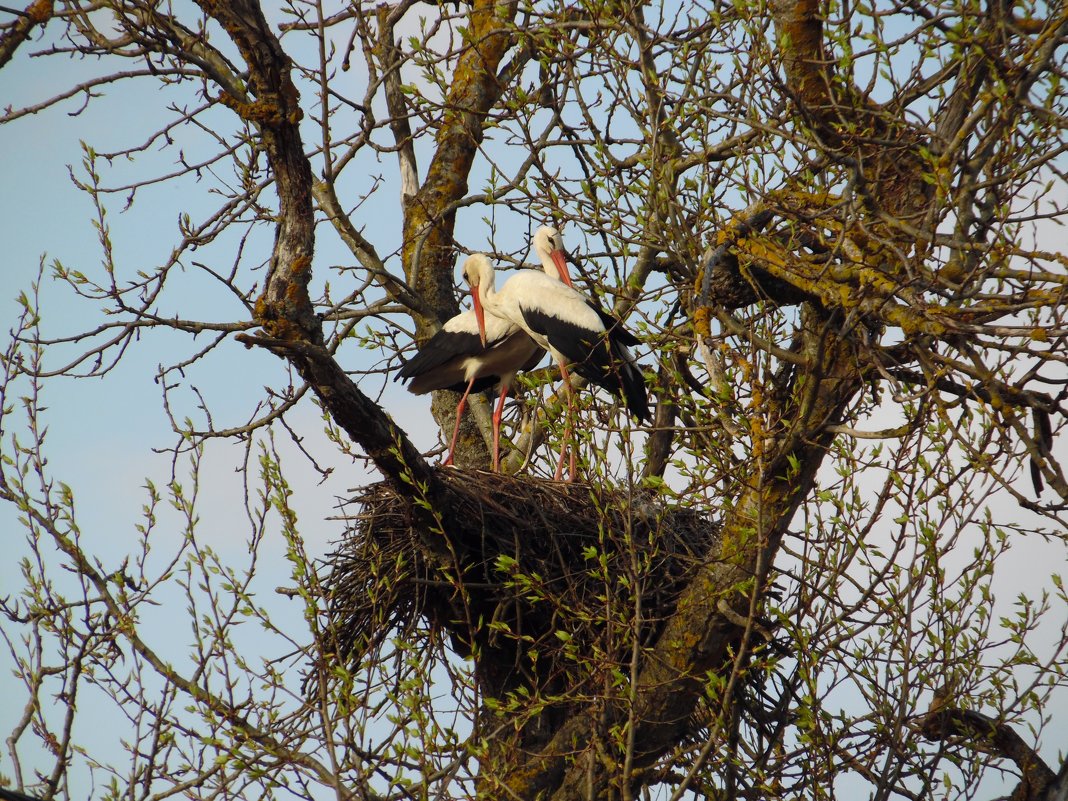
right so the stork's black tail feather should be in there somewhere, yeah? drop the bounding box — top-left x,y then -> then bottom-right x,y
0,788 -> 47,801
610,336 -> 649,423
568,334 -> 648,424
621,360 -> 649,424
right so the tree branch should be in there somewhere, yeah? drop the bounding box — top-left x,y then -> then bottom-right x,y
0,0 -> 53,71
920,703 -> 1055,801
504,311 -> 865,801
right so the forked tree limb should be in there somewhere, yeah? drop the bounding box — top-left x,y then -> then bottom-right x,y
401,0 -> 522,322
196,2 -> 464,565
194,0 -> 319,343
0,0 -> 54,71
920,703 -> 1056,801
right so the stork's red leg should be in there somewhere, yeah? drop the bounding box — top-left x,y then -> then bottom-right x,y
553,362 -> 576,482
554,428 -> 571,480
444,378 -> 476,466
491,383 -> 510,472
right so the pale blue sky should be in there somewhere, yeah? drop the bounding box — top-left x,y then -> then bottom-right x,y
0,12 -> 407,792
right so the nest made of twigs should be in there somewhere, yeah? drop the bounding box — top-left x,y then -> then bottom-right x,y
321,467 -> 720,681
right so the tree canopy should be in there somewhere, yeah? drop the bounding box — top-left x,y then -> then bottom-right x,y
1,1 -> 1067,800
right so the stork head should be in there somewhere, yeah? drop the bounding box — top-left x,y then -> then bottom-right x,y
533,224 -> 573,288
462,254 -> 490,346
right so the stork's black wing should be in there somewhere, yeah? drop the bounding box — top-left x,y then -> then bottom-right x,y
587,300 -> 641,347
521,307 -> 648,423
396,328 -> 484,384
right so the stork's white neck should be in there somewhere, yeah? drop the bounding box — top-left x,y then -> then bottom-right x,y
477,261 -> 494,301
469,255 -> 503,319
533,234 -> 550,271
532,228 -> 554,271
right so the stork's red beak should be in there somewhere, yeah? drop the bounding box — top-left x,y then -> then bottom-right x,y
552,250 -> 573,287
472,288 -> 487,347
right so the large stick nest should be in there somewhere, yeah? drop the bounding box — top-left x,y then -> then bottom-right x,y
321,468 -> 720,685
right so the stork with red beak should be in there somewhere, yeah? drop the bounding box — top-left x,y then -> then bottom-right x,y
463,253 -> 648,480
532,223 -> 644,358
397,241 -> 572,471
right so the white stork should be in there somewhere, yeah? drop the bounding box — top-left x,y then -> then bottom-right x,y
396,250 -> 567,471
531,224 -> 644,360
463,253 -> 648,480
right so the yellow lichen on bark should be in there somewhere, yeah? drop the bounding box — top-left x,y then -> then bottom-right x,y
692,305 -> 711,338
218,93 -> 286,126
28,0 -> 53,23
401,0 -> 518,293
773,0 -> 834,115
